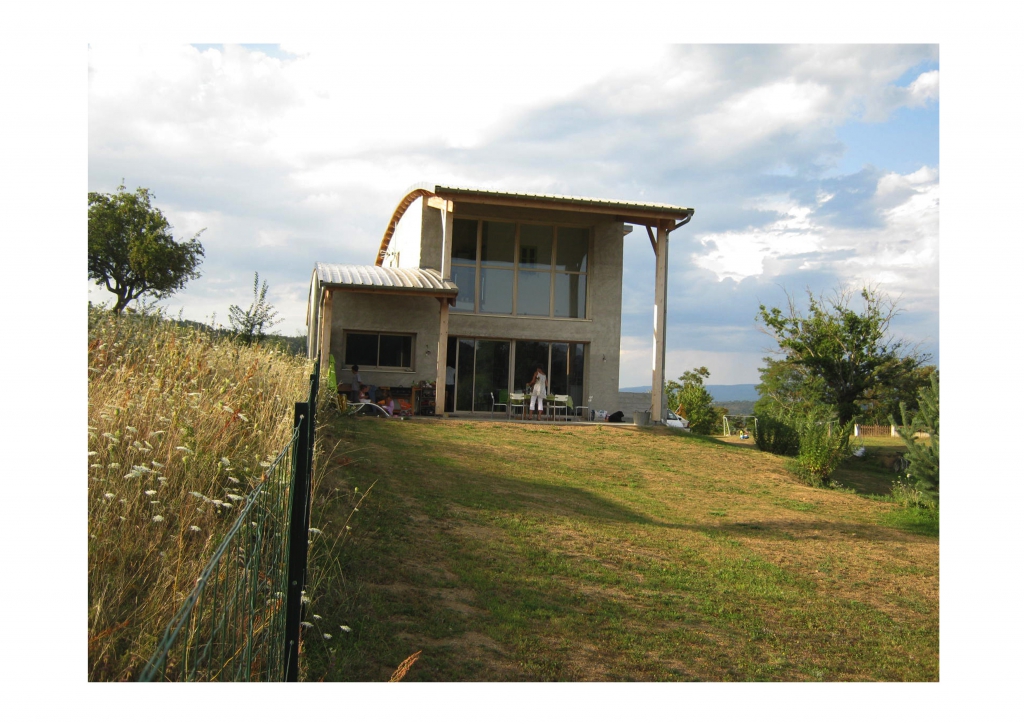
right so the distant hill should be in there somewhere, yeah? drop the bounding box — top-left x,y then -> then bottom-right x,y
621,383 -> 759,402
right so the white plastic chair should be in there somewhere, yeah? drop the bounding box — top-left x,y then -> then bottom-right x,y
552,395 -> 569,421
576,395 -> 593,421
490,392 -> 507,419
508,392 -> 526,419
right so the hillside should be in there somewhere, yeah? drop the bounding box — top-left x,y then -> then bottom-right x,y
303,416 -> 937,682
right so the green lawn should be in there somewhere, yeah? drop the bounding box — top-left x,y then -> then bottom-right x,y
301,417 -> 938,682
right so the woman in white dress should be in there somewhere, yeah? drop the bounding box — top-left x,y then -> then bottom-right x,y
528,367 -> 548,421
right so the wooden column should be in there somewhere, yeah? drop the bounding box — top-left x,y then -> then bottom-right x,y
435,297 -> 450,417
651,221 -> 669,422
318,289 -> 333,374
440,201 -> 455,279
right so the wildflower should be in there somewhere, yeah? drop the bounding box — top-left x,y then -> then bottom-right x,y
175,446 -> 193,454
345,526 -> 351,531
126,426 -> 138,434
88,451 -> 97,457
222,406 -> 234,415
149,431 -> 164,438
220,457 -> 230,466
189,525 -> 201,532
152,461 -> 164,469
226,494 -> 243,502
238,413 -> 248,422
308,528 -> 322,536
323,633 -> 332,640
300,621 -> 313,629
150,500 -> 160,505
228,476 -> 240,484
313,614 -> 322,620
104,493 -> 115,499
221,502 -> 233,509
339,625 -> 352,633
212,499 -> 223,506
152,515 -> 165,522
103,432 -> 117,440
158,476 -> 168,483
108,462 -> 120,469
190,491 -> 205,499
119,516 -> 126,521
145,490 -> 157,496
259,461 -> 271,468
90,464 -> 102,469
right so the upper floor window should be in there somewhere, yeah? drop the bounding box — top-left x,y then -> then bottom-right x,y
451,219 -> 588,318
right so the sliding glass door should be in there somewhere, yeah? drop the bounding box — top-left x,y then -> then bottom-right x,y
451,337 -> 585,412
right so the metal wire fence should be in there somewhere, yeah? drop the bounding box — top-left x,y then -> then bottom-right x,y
139,362 -> 319,682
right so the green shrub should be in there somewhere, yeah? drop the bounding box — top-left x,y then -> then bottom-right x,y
753,415 -> 800,455
796,418 -> 854,485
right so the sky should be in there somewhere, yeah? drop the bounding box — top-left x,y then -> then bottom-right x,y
87,43 -> 939,387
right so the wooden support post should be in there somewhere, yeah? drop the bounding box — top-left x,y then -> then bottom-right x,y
318,289 -> 333,374
651,221 -> 669,423
441,202 -> 454,280
435,298 -> 450,417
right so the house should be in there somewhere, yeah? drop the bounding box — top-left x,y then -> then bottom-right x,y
306,185 -> 693,421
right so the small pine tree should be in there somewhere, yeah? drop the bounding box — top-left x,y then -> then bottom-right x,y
229,272 -> 281,345
893,371 -> 939,503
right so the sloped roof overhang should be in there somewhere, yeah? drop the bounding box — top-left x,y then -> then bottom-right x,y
315,263 -> 457,298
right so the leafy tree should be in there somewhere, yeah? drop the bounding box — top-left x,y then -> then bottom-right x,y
753,357 -> 831,422
666,366 -> 717,434
860,364 -> 937,425
229,272 -> 281,345
757,287 -> 927,424
893,371 -> 939,503
88,185 -> 205,314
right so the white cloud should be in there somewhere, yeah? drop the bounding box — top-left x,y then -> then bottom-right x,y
690,166 -> 938,299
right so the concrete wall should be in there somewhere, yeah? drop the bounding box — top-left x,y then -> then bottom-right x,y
329,290 -> 443,389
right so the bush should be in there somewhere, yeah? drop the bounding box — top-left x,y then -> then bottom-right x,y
754,415 -> 800,455
796,418 -> 854,485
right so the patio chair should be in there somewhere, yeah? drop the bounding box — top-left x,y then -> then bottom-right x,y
576,395 -> 593,421
552,394 -> 569,421
508,392 -> 526,419
490,391 -> 507,419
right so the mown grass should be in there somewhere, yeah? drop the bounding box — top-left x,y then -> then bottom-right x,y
87,306 -> 311,681
303,418 -> 938,682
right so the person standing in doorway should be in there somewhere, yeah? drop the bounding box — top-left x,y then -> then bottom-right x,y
445,363 -> 456,413
528,366 -> 547,421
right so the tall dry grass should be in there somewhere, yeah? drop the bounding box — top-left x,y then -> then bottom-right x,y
87,305 -> 311,681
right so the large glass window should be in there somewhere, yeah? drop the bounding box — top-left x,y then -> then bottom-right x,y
450,219 -> 588,318
344,332 -> 413,369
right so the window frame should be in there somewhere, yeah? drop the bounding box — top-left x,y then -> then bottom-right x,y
342,331 -> 416,371
449,217 -> 591,319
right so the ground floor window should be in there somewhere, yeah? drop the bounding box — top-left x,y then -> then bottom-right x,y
344,332 -> 414,369
446,337 -> 586,413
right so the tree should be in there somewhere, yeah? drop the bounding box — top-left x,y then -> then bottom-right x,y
229,272 -> 281,345
88,185 -> 205,314
893,371 -> 939,503
666,366 -> 717,434
757,287 -> 928,425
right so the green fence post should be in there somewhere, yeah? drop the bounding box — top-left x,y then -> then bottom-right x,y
283,401 -> 311,682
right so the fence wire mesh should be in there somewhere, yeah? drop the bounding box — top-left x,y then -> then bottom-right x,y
139,362 -> 319,682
